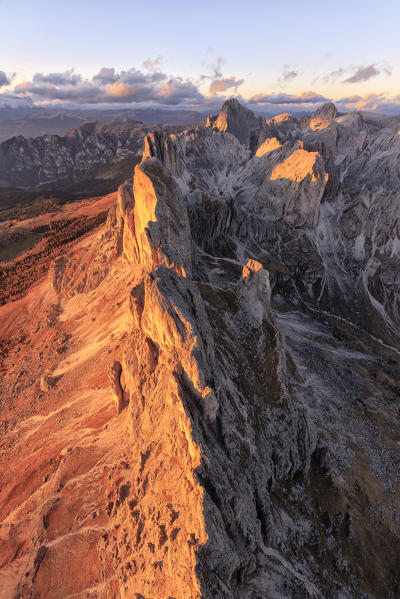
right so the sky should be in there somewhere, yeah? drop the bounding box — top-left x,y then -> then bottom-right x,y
1,0 -> 400,114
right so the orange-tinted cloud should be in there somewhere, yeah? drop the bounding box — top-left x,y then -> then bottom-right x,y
143,56 -> 163,70
6,66 -> 400,116
209,76 -> 244,95
12,67 -> 203,106
337,93 -> 400,113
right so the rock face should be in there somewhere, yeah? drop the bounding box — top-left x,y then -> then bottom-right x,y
1,100 -> 400,599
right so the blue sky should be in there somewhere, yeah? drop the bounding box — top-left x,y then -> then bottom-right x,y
1,0 -> 400,113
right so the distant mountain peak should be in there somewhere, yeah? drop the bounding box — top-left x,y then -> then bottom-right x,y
309,102 -> 338,130
312,102 -> 338,120
207,98 -> 265,147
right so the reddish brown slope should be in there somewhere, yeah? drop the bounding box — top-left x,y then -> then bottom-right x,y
0,174 -> 209,598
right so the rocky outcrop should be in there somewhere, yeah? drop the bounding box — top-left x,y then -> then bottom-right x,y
142,129 -> 185,176
112,157 -> 193,275
260,113 -> 302,143
39,374 -> 60,392
107,360 -> 124,414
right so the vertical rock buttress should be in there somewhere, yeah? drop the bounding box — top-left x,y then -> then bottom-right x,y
100,157 -> 218,598
102,151 -> 315,598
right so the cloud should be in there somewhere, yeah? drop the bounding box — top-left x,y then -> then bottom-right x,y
200,56 -> 227,83
143,55 -> 163,70
249,91 -> 330,105
209,76 -> 244,95
0,92 -> 32,108
336,92 -> 400,114
198,55 -> 245,97
93,67 -> 118,84
344,64 -> 381,83
0,70 -> 11,87
7,66 -> 400,116
322,67 -> 346,83
282,69 -> 298,82
32,69 -> 81,86
212,56 -> 225,79
14,80 -> 104,102
279,65 -> 300,83
103,77 -> 203,105
322,62 -> 393,84
13,67 -> 204,107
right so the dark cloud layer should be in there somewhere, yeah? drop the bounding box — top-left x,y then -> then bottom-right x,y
93,67 -> 118,84
32,69 -> 81,86
2,65 -> 400,115
13,67 -> 203,106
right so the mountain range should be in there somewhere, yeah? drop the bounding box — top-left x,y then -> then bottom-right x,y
0,106 -> 210,143
0,98 -> 400,598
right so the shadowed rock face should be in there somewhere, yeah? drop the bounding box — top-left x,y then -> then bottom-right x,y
1,100 -> 400,599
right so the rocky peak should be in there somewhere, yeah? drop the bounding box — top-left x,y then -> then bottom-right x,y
312,102 -> 338,121
113,156 -> 193,276
207,98 -> 265,147
263,113 -> 301,141
142,129 -> 185,176
309,102 -> 338,130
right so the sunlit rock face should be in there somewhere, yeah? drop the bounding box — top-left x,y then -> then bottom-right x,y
122,157 -> 193,275
257,144 -> 328,227
255,136 -> 282,156
1,99 -> 400,599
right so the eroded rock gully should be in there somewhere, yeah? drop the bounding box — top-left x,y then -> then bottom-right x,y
1,100 -> 400,598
